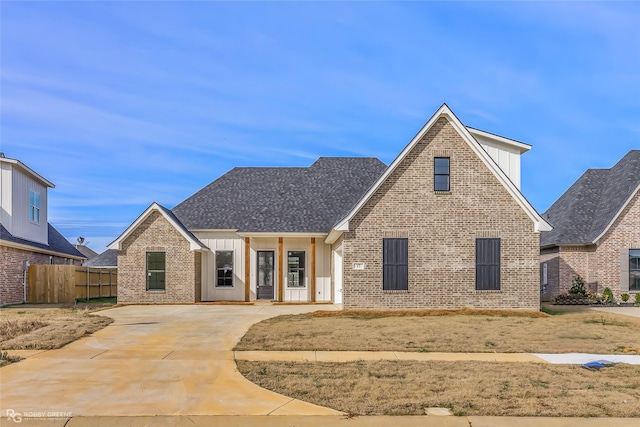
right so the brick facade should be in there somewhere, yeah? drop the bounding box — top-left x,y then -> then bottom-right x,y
0,245 -> 80,306
342,117 -> 540,311
117,211 -> 201,304
541,190 -> 640,300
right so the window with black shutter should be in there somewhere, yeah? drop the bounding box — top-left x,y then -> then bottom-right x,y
383,238 -> 408,290
476,238 -> 500,290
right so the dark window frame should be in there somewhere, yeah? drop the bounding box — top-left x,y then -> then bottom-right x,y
630,249 -> 640,291
434,157 -> 450,192
146,252 -> 166,291
476,238 -> 500,291
383,238 -> 409,291
216,250 -> 234,287
287,251 -> 306,288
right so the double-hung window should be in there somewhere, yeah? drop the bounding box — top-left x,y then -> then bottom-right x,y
29,190 -> 40,223
216,251 -> 234,287
383,238 -> 408,290
476,238 -> 500,290
434,157 -> 450,191
147,252 -> 166,290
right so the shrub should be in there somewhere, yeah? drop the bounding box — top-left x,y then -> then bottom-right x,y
569,276 -> 587,296
602,287 -> 615,304
621,293 -> 630,303
635,293 -> 640,306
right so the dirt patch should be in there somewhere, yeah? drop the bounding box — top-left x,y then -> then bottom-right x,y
237,360 -> 640,417
0,304 -> 114,353
235,310 -> 640,354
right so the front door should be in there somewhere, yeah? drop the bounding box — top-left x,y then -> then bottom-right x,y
257,251 -> 275,300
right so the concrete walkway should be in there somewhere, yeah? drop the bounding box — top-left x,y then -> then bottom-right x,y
234,350 -> 640,364
6,415 -> 639,427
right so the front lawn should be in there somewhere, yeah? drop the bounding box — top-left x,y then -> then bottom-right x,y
0,302 -> 114,366
237,360 -> 640,417
235,308 -> 640,354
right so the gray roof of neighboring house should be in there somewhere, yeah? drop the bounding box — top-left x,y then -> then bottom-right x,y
172,157 -> 387,233
84,249 -> 117,267
541,150 -> 640,247
0,223 -> 86,258
74,245 -> 99,259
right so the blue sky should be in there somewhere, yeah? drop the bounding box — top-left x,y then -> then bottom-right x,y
1,1 -> 639,252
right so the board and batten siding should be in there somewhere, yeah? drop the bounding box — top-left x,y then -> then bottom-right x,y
474,135 -> 522,189
193,232 -> 333,302
194,231 -> 245,301
3,164 -> 48,244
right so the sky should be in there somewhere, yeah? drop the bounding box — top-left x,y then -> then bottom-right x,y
1,1 -> 639,252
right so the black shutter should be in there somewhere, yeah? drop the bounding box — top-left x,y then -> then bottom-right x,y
476,238 -> 500,290
383,238 -> 408,290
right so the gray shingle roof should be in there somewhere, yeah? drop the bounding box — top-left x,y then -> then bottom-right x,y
84,249 -> 117,267
172,157 -> 387,233
541,150 -> 640,247
0,223 -> 85,258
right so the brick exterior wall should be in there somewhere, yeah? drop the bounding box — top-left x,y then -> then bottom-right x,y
342,117 -> 540,311
543,190 -> 640,301
0,245 -> 80,306
117,211 -> 200,304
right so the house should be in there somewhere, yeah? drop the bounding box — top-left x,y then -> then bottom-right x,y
83,249 -> 118,269
540,150 -> 640,301
0,154 -> 85,306
75,244 -> 99,262
109,104 -> 551,310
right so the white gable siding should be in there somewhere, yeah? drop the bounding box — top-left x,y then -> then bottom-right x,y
475,135 -> 523,189
8,165 -> 48,244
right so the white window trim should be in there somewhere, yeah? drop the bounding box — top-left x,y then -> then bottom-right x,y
29,190 -> 41,224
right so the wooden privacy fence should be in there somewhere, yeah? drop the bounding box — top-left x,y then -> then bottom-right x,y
27,265 -> 117,303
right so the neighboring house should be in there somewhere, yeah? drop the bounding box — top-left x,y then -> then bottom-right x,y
75,244 -> 99,262
540,150 -> 640,301
84,249 -> 118,269
109,104 -> 551,310
0,154 -> 85,306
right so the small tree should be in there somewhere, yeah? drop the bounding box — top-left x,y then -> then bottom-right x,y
569,275 -> 587,296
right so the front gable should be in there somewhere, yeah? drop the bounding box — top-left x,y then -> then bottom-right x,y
332,104 -> 550,239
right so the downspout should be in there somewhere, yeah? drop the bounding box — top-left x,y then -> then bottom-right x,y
23,260 -> 30,303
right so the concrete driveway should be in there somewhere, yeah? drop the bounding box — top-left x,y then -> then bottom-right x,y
0,304 -> 342,417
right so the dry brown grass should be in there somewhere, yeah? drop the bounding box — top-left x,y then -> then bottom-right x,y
235,309 -> 640,354
0,304 -> 114,352
237,360 -> 640,417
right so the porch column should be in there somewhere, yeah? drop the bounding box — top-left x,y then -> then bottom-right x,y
278,237 -> 284,302
244,237 -> 250,302
310,238 -> 316,302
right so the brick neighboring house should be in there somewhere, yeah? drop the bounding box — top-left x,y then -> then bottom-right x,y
0,154 -> 85,306
540,150 -> 640,301
110,104 -> 550,309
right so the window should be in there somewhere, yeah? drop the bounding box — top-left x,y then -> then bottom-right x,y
542,263 -> 548,286
630,250 -> 640,291
216,251 -> 234,287
476,238 -> 500,290
434,157 -> 450,191
383,238 -> 408,290
287,251 -> 305,287
147,252 -> 165,290
29,190 -> 40,223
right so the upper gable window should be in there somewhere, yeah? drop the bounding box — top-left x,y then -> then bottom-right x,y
434,157 -> 450,192
29,190 -> 40,223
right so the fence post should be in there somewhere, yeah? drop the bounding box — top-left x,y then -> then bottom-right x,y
99,269 -> 102,299
86,268 -> 89,300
